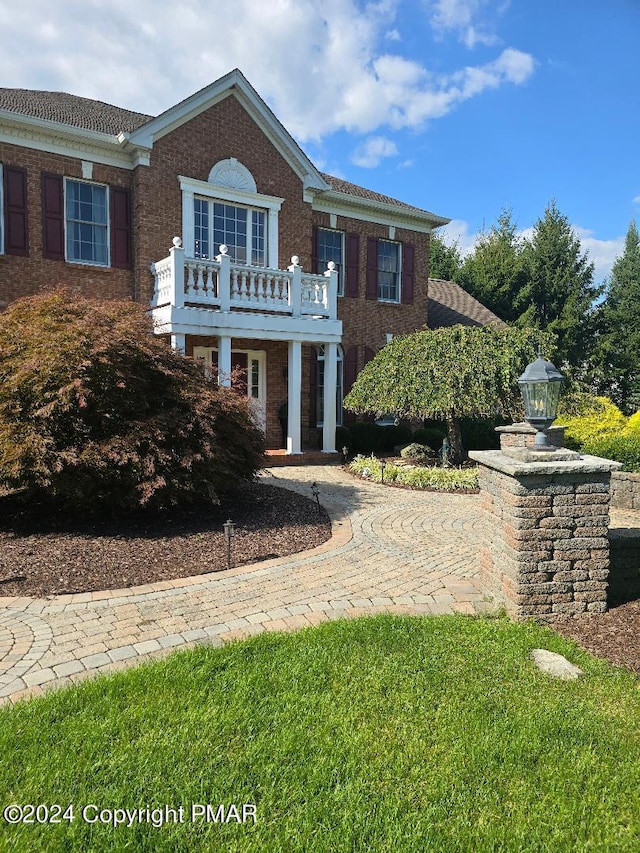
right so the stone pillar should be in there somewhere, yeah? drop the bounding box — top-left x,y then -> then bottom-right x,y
469,450 -> 622,620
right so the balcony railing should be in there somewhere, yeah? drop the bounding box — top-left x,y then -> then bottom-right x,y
150,238 -> 338,321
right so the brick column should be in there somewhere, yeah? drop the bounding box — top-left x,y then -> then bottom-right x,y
469,450 -> 622,620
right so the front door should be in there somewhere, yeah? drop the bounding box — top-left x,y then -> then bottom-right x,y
193,346 -> 266,433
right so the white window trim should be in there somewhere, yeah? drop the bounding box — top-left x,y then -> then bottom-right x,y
0,162 -> 4,256
179,175 -> 283,268
193,198 -> 265,266
316,227 -> 345,297
377,239 -> 402,304
64,177 -> 110,268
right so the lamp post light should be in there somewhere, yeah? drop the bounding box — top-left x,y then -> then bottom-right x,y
379,458 -> 387,484
518,353 -> 565,451
223,518 -> 236,571
342,445 -> 349,464
311,481 -> 320,505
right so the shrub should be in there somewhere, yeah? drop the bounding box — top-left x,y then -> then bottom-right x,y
382,423 -> 413,450
335,425 -> 352,451
400,443 -> 435,463
582,433 -> 640,473
349,421 -> 387,454
412,427 -> 446,450
0,290 -> 265,511
625,411 -> 640,436
459,416 -> 507,451
555,396 -> 627,450
349,455 -> 479,491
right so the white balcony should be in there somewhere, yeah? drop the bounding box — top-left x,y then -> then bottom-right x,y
149,238 -> 342,345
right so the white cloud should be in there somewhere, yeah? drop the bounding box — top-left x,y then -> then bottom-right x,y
573,226 -> 624,287
428,0 -> 506,48
351,136 -> 399,167
437,218 -> 479,255
0,0 -> 534,142
633,195 -> 640,205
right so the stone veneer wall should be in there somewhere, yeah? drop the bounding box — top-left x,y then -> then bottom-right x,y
610,471 -> 640,511
471,451 -> 618,620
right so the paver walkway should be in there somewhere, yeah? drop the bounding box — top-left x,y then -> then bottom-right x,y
4,463 -> 633,706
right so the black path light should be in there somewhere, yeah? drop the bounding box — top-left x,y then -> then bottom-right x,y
311,481 -> 320,505
223,518 -> 236,571
518,352 -> 565,451
379,458 -> 387,483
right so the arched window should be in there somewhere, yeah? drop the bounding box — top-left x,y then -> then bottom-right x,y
316,345 -> 343,427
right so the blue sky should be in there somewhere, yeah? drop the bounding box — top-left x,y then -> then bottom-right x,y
1,0 -> 637,285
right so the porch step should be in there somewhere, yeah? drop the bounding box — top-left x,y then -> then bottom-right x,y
263,449 -> 341,467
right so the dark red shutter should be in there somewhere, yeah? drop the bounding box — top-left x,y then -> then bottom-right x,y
41,173 -> 64,260
309,347 -> 318,427
366,237 -> 378,300
401,242 -> 415,304
345,233 -> 359,298
364,346 -> 375,365
110,185 -> 131,269
3,166 -> 28,256
312,225 -> 319,274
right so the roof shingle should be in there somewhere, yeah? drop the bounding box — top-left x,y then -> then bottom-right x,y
427,278 -> 506,329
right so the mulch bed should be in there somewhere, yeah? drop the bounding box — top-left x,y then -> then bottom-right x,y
0,482 -> 331,598
550,602 -> 640,675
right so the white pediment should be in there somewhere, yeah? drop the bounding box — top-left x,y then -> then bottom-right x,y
208,158 -> 257,193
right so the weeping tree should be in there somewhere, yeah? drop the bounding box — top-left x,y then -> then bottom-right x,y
344,325 -> 554,464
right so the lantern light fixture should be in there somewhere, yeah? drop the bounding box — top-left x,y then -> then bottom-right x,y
518,353 -> 565,451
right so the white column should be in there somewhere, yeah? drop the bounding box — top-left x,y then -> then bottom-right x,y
322,342 -> 337,453
170,333 -> 186,353
218,335 -> 232,388
287,340 -> 302,455
268,208 -> 279,268
217,245 -> 231,312
288,256 -> 302,318
169,237 -> 185,309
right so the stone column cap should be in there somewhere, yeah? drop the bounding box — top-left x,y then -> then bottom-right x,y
469,449 -> 623,476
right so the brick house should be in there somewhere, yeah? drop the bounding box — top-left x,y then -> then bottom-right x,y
0,68 -> 451,454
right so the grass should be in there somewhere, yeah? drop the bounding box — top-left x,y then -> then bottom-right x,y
1,614 -> 640,852
350,454 -> 479,491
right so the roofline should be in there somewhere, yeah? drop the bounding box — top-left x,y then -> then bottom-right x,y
0,108 -> 148,169
311,188 -> 450,233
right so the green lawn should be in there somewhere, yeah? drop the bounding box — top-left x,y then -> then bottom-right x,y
1,614 -> 639,852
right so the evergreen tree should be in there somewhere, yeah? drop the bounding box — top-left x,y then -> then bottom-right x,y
518,200 -> 600,366
598,220 -> 640,411
457,209 -> 528,323
429,233 -> 462,281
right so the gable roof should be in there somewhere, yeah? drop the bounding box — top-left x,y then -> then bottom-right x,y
427,278 -> 506,329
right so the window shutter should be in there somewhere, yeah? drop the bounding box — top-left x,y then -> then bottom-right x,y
309,346 -> 318,427
110,185 -> 131,269
401,242 -> 415,304
345,233 -> 359,298
312,225 -> 319,274
366,237 -> 378,300
4,166 -> 29,256
41,173 -> 64,260
363,346 -> 375,365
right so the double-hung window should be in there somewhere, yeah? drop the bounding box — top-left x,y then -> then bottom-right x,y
377,240 -> 401,302
65,179 -> 108,266
316,228 -> 344,296
194,199 -> 266,265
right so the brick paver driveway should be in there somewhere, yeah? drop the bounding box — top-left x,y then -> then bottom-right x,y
0,465 -> 497,705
